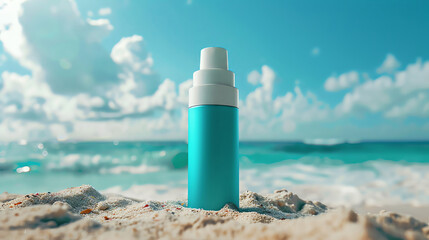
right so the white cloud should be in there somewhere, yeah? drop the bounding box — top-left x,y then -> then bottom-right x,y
111,35 -> 160,97
385,92 -> 429,118
111,35 -> 153,75
336,75 -> 394,114
3,104 -> 18,114
98,7 -> 111,16
87,18 -> 113,31
395,59 -> 429,94
0,0 -> 191,142
240,66 -> 275,122
336,59 -> 429,118
177,79 -> 193,105
0,0 -> 118,95
0,1 -> 428,142
324,71 -> 359,92
65,114 -> 187,141
240,65 -> 330,139
0,70 -> 190,141
0,71 -> 53,120
377,54 -> 400,74
0,71 -> 109,123
0,118 -> 50,141
241,59 -> 429,139
247,70 -> 261,85
0,0 -> 39,73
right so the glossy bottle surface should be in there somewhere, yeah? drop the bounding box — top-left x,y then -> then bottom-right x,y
188,105 -> 239,210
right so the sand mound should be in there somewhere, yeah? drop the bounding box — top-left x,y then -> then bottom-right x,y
1,185 -> 428,239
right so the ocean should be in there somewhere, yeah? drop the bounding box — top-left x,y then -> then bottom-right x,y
1,141 -> 428,208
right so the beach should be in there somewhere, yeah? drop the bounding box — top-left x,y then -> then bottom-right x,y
1,141 -> 429,240
1,0 -> 428,239
1,185 -> 428,240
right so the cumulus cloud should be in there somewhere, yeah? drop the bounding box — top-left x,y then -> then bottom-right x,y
111,35 -> 158,95
336,75 -> 394,114
336,59 -> 429,118
1,0 -> 120,95
324,71 -> 359,92
377,54 -> 400,74
385,92 -> 429,118
111,35 -> 161,97
395,59 -> 429,94
0,0 -> 190,141
240,66 -> 275,122
177,79 -> 193,105
98,7 -> 112,16
240,66 -> 330,139
247,70 -> 261,85
0,0 -> 428,142
241,59 -> 429,139
87,18 -> 114,31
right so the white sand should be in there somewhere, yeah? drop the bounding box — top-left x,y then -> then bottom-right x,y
1,185 -> 428,239
354,204 -> 429,223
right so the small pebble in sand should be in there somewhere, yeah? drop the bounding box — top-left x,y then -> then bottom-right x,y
80,209 -> 92,214
53,201 -> 72,211
96,202 -> 109,211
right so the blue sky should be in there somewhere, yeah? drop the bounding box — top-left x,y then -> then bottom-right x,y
0,0 -> 428,141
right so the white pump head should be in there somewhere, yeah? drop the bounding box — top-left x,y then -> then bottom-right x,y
200,47 -> 228,70
189,47 -> 238,108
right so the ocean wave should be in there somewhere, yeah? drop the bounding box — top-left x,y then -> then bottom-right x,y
99,160 -> 429,209
303,138 -> 348,146
100,164 -> 161,174
240,160 -> 429,207
2,142 -> 429,209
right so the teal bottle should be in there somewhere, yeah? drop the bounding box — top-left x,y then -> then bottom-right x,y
188,47 -> 239,210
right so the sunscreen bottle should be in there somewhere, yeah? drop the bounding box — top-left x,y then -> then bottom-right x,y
188,47 -> 239,210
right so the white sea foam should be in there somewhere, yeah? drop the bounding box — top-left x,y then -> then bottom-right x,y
303,138 -> 345,145
240,160 -> 429,207
103,160 -> 429,208
303,138 -> 361,145
61,154 -> 81,167
100,164 -> 160,174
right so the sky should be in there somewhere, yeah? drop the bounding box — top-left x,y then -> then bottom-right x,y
0,0 -> 428,142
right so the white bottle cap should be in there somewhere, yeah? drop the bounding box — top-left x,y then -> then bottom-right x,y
200,47 -> 228,70
189,47 -> 238,108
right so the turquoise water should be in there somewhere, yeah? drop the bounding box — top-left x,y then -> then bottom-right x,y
1,141 -> 428,207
